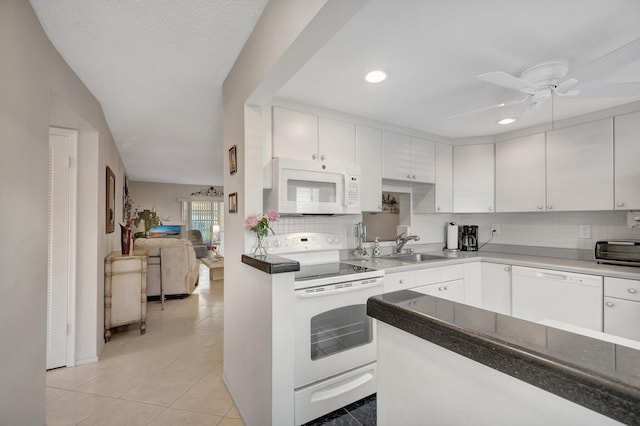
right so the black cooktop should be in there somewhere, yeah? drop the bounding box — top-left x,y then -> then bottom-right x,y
295,262 -> 376,282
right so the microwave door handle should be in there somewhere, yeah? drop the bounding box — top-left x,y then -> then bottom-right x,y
343,175 -> 348,206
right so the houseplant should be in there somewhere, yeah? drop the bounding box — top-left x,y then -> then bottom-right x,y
133,209 -> 162,239
244,209 -> 279,256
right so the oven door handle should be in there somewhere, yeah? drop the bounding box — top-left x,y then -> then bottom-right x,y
296,281 -> 383,299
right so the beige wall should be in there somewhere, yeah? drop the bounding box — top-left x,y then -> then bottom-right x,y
0,1 -> 124,423
128,181 -> 222,224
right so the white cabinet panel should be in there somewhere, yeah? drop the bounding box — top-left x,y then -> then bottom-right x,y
272,107 -> 356,168
413,280 -> 465,303
410,137 -> 436,183
604,297 -> 640,341
382,131 -> 412,181
356,125 -> 382,212
319,116 -> 355,166
546,119 -> 613,211
614,111 -> 640,210
272,107 -> 318,161
453,144 -> 495,213
384,271 -> 417,294
382,131 -> 435,183
495,134 -> 546,212
415,264 -> 464,285
481,262 -> 512,315
435,143 -> 453,213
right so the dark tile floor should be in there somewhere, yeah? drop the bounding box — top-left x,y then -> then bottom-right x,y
303,394 -> 377,426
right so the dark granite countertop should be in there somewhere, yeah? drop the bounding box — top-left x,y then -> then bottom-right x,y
241,254 -> 299,274
368,290 -> 640,425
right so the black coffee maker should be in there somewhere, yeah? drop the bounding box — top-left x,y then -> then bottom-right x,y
460,225 -> 478,251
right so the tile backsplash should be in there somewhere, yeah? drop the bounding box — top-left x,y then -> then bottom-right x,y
268,211 -> 640,251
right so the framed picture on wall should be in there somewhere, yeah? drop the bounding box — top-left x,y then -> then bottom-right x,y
229,145 -> 237,175
106,166 -> 116,234
229,192 -> 238,213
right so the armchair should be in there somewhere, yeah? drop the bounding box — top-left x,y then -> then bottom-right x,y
189,230 -> 208,259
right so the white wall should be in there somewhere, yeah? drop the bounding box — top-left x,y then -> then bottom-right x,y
0,1 -> 125,422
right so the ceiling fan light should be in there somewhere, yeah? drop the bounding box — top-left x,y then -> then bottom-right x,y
497,117 -> 517,125
365,70 -> 387,83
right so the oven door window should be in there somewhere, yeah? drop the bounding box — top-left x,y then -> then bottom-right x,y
287,179 -> 337,203
310,304 -> 372,361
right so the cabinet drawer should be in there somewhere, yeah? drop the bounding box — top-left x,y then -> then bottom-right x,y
109,258 -> 144,274
413,279 -> 465,303
604,277 -> 640,301
415,265 -> 463,285
384,271 -> 416,294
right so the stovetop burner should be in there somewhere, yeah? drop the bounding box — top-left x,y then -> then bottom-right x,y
295,262 -> 376,282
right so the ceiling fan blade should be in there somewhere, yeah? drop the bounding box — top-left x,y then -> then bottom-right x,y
555,78 -> 578,93
448,95 -> 529,119
478,71 -> 538,93
570,36 -> 640,82
576,82 -> 640,98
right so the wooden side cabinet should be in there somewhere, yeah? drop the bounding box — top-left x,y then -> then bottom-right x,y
104,250 -> 148,342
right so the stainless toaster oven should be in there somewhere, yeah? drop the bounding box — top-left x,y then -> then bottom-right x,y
594,240 -> 640,267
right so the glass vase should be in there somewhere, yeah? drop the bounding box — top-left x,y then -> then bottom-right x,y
253,233 -> 267,257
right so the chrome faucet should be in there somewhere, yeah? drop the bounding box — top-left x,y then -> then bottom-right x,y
395,232 -> 420,254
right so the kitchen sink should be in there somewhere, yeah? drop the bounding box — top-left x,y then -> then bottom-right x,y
382,253 -> 446,263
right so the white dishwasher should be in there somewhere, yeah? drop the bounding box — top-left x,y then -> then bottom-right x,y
511,266 -> 603,331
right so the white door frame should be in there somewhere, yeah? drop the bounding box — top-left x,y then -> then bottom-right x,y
48,127 -> 78,368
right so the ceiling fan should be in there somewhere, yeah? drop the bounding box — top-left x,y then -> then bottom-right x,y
450,37 -> 640,121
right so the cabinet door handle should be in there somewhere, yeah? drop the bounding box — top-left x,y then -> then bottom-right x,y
320,154 -> 326,161
312,154 -> 318,160
606,302 -> 614,307
537,205 -> 543,210
412,174 -> 416,179
399,279 -> 404,284
488,207 -> 493,211
547,205 -> 553,210
504,267 -> 511,271
407,174 -> 412,179
437,207 -> 441,211
617,202 -> 624,207
629,288 -> 638,294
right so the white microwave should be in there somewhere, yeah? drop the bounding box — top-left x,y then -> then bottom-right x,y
266,157 -> 361,215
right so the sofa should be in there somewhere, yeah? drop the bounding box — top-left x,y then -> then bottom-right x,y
133,238 -> 199,298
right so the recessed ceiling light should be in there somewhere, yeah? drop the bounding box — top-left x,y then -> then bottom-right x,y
497,117 -> 517,125
365,70 -> 387,83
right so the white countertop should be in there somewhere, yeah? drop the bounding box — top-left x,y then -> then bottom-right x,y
344,245 -> 640,280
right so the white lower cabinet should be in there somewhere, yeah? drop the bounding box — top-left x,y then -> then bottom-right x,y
413,265 -> 465,303
413,279 -> 465,302
383,271 -> 417,293
480,262 -> 512,315
604,277 -> 640,341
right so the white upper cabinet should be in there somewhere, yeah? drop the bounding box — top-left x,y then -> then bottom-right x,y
272,106 -> 318,161
382,131 -> 435,183
614,111 -> 640,210
435,143 -> 453,213
272,106 -> 355,167
546,118 -> 613,211
356,125 -> 383,212
453,144 -> 495,213
495,133 -> 546,212
319,116 -> 356,166
382,131 -> 412,181
410,137 -> 436,183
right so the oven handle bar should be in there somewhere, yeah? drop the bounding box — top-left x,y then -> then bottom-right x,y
295,278 -> 384,299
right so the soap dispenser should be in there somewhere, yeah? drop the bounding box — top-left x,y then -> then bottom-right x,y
373,237 -> 381,257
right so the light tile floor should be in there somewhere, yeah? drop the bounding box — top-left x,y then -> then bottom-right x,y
46,264 -> 243,426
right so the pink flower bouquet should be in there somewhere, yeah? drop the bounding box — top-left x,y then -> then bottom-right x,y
244,209 -> 280,238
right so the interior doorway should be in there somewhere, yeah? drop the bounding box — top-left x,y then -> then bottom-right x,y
46,127 -> 77,370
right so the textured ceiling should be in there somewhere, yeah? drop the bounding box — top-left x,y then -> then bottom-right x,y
30,0 -> 268,185
30,1 -> 640,185
277,0 -> 640,139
